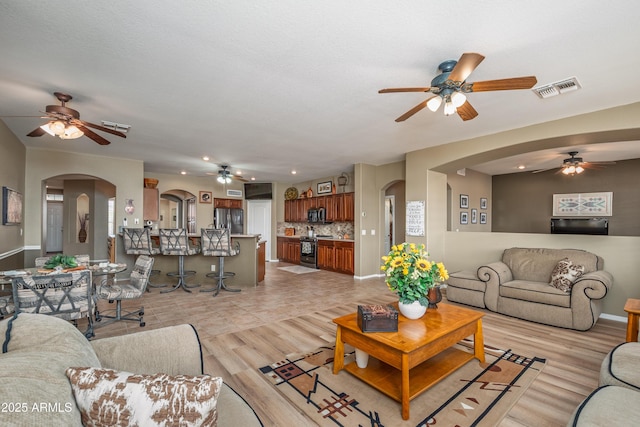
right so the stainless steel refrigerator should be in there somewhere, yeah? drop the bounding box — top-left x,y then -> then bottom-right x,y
214,208 -> 244,234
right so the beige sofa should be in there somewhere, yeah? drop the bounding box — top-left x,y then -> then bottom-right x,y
0,313 -> 262,426
568,342 -> 640,425
446,248 -> 613,330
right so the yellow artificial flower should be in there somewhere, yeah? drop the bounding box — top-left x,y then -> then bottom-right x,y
415,259 -> 430,271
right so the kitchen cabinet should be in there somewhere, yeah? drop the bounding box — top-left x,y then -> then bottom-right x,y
214,198 -> 243,209
284,192 -> 354,224
143,188 -> 159,221
316,239 -> 354,275
317,239 -> 335,270
257,240 -> 266,282
277,236 -> 300,264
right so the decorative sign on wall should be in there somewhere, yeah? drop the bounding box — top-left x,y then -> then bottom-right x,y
406,200 -> 425,236
552,192 -> 613,217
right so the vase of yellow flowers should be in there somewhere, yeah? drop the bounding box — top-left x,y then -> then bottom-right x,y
381,243 -> 449,319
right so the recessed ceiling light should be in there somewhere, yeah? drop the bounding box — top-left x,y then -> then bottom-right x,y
202,156 -> 209,161
236,170 -> 242,175
291,170 -> 297,175
518,165 -> 526,170
180,171 -> 187,175
251,177 -> 256,181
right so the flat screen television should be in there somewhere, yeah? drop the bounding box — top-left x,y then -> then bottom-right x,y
550,218 -> 608,235
244,182 -> 273,200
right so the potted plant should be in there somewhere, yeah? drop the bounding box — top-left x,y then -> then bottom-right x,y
381,243 -> 449,319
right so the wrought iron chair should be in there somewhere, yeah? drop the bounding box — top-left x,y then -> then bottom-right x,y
159,228 -> 200,293
121,227 -> 164,290
11,270 -> 94,338
200,228 -> 241,296
94,254 -> 154,327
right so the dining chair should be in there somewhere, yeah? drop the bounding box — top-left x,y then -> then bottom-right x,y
94,254 -> 155,327
200,228 -> 241,296
121,227 -> 164,290
11,269 -> 94,338
158,228 -> 200,293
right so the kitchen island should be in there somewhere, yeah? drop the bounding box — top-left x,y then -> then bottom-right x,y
123,233 -> 265,290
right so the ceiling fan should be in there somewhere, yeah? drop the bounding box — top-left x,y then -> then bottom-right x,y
207,165 -> 248,183
533,151 -> 616,175
379,52 -> 537,122
24,92 -> 127,145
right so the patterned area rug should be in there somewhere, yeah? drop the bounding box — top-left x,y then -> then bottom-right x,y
277,266 -> 320,274
259,339 -> 545,426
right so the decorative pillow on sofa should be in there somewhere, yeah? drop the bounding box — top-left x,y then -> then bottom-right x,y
550,258 -> 584,293
66,367 -> 222,427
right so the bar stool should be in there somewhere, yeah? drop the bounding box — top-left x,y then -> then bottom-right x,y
200,228 -> 241,296
121,228 -> 164,291
159,228 -> 200,293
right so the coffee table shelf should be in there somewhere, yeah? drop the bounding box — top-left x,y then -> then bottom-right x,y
343,346 -> 475,401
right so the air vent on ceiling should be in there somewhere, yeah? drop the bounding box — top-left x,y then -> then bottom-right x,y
101,120 -> 131,133
532,77 -> 581,99
227,189 -> 242,197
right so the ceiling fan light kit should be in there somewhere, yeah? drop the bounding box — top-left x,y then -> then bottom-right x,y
379,52 -> 537,122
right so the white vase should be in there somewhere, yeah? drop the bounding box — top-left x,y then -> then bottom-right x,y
398,300 -> 427,319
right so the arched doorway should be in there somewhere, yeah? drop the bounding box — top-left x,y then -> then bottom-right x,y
42,174 -> 116,260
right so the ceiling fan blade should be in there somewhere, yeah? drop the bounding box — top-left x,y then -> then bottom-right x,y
76,120 -> 127,138
470,76 -> 538,92
394,99 -> 429,122
76,125 -> 111,145
379,87 -> 432,93
449,53 -> 485,83
27,127 -> 47,137
456,100 -> 478,121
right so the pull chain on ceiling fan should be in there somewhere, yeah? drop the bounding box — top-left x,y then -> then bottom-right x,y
379,52 -> 537,122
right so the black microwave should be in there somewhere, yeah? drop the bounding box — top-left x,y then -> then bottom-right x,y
308,207 -> 329,223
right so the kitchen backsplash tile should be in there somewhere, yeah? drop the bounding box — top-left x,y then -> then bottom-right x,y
278,222 -> 354,239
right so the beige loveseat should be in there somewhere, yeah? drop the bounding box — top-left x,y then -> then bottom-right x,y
446,248 -> 613,330
0,313 -> 262,426
568,342 -> 640,425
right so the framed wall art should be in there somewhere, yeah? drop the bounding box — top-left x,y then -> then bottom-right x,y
471,208 -> 478,224
480,212 -> 487,224
460,194 -> 469,209
317,181 -> 332,194
460,211 -> 468,225
480,197 -> 488,209
2,186 -> 23,225
552,192 -> 613,216
199,191 -> 212,204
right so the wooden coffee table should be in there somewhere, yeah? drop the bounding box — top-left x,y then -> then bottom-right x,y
333,302 -> 484,420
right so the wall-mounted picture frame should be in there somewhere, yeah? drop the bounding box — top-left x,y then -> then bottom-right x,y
317,181 -> 332,194
480,197 -> 488,209
460,194 -> 469,209
199,191 -> 212,204
471,208 -> 478,224
460,211 -> 468,224
480,212 -> 487,224
2,186 -> 23,225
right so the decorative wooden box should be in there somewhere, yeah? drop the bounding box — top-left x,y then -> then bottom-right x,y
357,304 -> 398,332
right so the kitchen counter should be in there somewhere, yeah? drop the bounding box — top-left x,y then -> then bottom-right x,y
126,233 -> 264,289
277,234 -> 354,242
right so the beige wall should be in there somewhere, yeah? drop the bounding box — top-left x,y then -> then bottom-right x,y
0,120 -> 25,269
447,168 -> 492,232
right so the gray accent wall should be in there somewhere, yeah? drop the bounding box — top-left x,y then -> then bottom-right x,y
492,158 -> 640,236
0,120 -> 25,270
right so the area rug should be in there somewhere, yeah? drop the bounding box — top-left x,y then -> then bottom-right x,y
258,339 -> 546,426
277,266 -> 320,274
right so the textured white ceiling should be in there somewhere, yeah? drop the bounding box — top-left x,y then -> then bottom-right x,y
1,1 -> 639,182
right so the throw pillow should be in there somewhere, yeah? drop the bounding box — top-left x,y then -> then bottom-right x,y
66,367 -> 222,427
550,258 -> 585,293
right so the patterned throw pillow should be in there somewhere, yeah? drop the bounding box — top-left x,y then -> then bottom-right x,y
550,258 -> 585,293
66,367 -> 222,427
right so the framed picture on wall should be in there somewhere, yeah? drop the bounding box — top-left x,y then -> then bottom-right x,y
471,208 -> 478,224
460,194 -> 469,209
480,197 -> 488,209
460,211 -> 468,224
317,181 -> 332,194
2,186 -> 23,225
480,212 -> 487,224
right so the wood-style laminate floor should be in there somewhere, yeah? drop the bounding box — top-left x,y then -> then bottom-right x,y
92,262 -> 626,426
